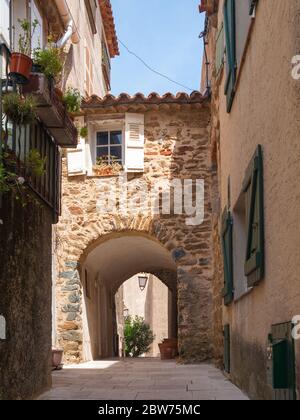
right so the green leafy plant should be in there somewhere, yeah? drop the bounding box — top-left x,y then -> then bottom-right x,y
0,161 -> 13,193
3,93 -> 37,125
17,18 -> 39,56
62,87 -> 82,113
33,48 -> 63,79
0,150 -> 44,206
124,316 -> 155,358
33,38 -> 63,79
80,126 -> 88,138
27,149 -> 46,177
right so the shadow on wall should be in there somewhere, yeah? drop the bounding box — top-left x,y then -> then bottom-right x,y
60,44 -> 74,92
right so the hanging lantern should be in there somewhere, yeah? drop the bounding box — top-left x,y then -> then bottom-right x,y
138,273 -> 148,291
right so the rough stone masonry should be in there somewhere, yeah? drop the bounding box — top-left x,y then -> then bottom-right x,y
54,94 -> 218,364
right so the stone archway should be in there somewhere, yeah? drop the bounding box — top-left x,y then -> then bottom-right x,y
55,211 -> 214,364
80,233 -> 178,360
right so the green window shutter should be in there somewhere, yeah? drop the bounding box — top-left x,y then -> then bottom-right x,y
249,0 -> 258,15
221,208 -> 234,305
215,23 -> 225,76
269,322 -> 296,400
243,145 -> 264,287
223,0 -> 236,113
223,324 -> 230,373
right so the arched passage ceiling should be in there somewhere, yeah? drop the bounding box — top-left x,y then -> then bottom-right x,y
84,235 -> 177,293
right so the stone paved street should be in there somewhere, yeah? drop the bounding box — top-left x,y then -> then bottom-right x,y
39,359 -> 248,400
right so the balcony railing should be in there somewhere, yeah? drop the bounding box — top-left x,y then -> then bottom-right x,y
0,43 -> 62,221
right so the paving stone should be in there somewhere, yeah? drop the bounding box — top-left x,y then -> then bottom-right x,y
38,360 -> 249,400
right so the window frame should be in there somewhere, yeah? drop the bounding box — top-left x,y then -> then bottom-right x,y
0,0 -> 11,48
31,0 -> 44,53
96,128 -> 124,166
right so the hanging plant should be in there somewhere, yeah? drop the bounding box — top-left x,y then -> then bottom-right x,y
3,93 -> 37,125
0,150 -> 45,207
27,149 -> 46,177
33,37 -> 63,80
62,87 -> 82,114
80,126 -> 88,138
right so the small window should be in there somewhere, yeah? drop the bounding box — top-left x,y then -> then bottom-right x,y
96,130 -> 123,164
102,38 -> 111,91
31,0 -> 44,53
0,0 -> 11,47
85,0 -> 97,35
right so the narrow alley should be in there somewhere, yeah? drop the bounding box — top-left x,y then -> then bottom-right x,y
0,0 -> 300,403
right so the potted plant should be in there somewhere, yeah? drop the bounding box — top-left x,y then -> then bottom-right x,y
10,19 -> 39,84
80,126 -> 88,139
62,87 -> 82,114
33,37 -> 63,81
52,347 -> 63,370
93,155 -> 123,176
3,93 -> 37,125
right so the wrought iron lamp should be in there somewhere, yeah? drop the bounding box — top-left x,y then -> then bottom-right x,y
138,273 -> 148,291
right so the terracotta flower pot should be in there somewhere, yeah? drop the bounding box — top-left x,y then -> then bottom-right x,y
158,343 -> 173,360
9,53 -> 33,84
52,348 -> 63,370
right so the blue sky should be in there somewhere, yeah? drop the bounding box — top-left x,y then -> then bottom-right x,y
110,0 -> 205,96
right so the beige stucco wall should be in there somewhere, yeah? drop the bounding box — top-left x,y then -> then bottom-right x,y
121,274 -> 169,357
64,0 -> 108,97
209,0 -> 300,399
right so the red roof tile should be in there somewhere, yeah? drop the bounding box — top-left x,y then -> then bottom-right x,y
99,0 -> 119,57
83,91 -> 206,107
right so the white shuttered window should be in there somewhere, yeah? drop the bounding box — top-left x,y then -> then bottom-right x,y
125,113 -> 145,173
67,139 -> 86,176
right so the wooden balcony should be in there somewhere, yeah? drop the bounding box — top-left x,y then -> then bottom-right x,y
22,73 -> 78,148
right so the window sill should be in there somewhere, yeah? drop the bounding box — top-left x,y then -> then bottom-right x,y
87,174 -> 121,179
233,287 -> 254,303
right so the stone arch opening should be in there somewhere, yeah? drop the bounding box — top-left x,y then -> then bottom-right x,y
78,232 -> 178,360
56,218 -> 214,364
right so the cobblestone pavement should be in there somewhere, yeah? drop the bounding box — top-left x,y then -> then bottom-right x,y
39,359 -> 248,400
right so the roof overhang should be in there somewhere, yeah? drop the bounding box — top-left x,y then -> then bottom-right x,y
199,0 -> 219,15
81,92 -> 209,115
99,0 -> 119,57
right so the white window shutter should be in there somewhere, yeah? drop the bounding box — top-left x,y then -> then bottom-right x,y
125,113 -> 145,172
67,138 -> 86,176
0,0 -> 10,47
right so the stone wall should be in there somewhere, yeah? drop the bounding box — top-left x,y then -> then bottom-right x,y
0,194 -> 52,400
54,105 -> 218,364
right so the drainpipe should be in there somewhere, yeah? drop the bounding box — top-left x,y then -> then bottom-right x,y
54,0 -> 79,46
